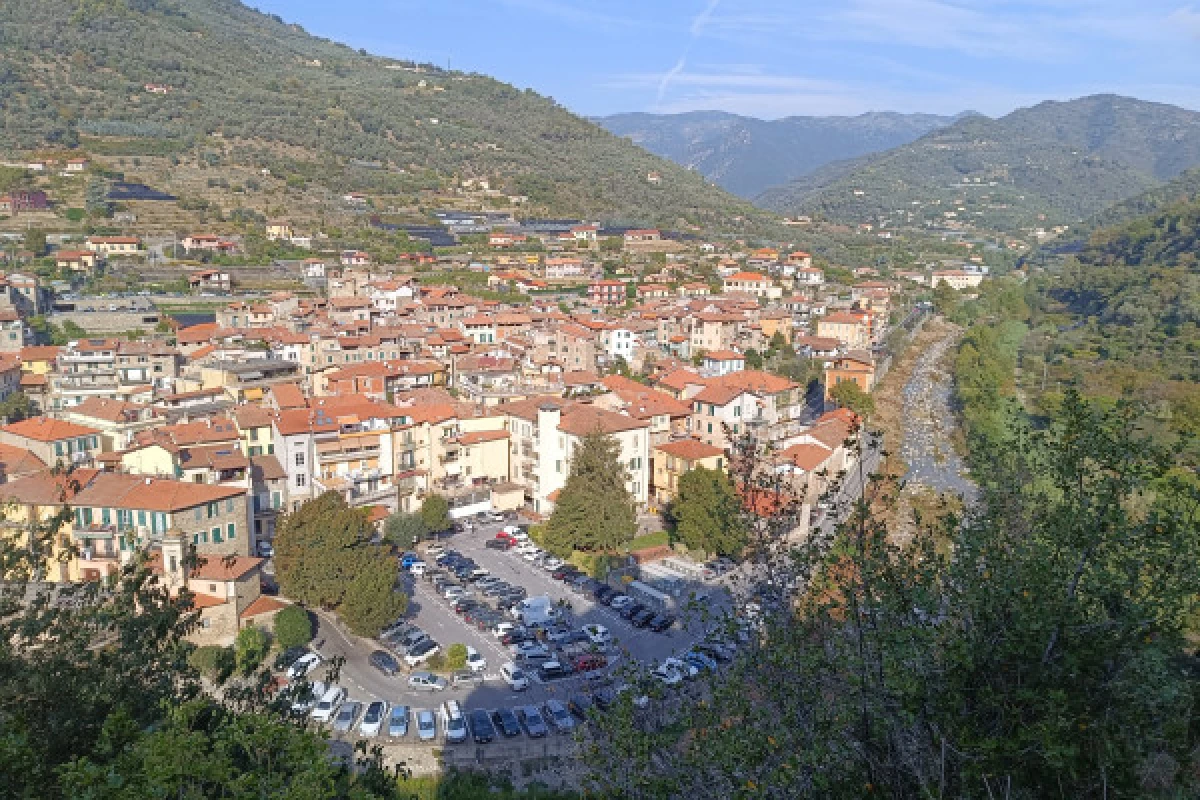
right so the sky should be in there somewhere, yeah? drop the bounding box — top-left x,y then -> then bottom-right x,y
250,0 -> 1200,119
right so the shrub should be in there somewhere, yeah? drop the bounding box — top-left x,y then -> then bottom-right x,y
188,645 -> 235,683
272,605 -> 313,650
234,626 -> 270,674
444,643 -> 467,671
425,652 -> 447,672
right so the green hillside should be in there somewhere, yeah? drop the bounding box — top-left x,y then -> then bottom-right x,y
0,0 -> 758,227
757,95 -> 1200,233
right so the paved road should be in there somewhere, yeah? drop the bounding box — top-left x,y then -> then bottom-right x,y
305,519 -> 723,746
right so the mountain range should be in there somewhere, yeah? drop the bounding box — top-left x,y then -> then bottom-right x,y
754,95 -> 1200,231
596,111 -> 959,199
0,0 -> 756,228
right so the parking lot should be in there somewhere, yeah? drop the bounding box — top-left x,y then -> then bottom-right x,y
294,517 -> 736,750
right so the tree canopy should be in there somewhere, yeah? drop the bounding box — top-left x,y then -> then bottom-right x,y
669,467 -> 746,557
544,430 -> 637,555
419,494 -> 452,535
828,379 -> 875,418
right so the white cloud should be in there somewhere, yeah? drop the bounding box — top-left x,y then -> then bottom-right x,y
691,0 -> 723,35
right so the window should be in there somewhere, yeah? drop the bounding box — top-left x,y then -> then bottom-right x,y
54,442 -> 64,457
194,508 -> 202,522
555,460 -> 562,474
707,423 -> 713,434
294,452 -> 305,467
227,523 -> 236,540
272,491 -> 281,509
208,502 -> 219,518
137,510 -> 146,526
248,428 -> 258,442
296,474 -> 306,488
225,499 -> 234,513
734,406 -> 741,417
212,526 -> 222,543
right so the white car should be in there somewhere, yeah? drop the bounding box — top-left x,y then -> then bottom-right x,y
501,524 -> 521,535
358,700 -> 388,737
609,595 -> 634,611
522,548 -> 544,562
510,641 -> 551,660
443,586 -> 467,600
492,621 -> 517,638
310,686 -> 345,722
404,640 -> 441,667
415,708 -> 437,742
542,556 -> 564,571
410,562 -> 427,576
500,661 -> 530,691
582,624 -> 612,646
465,646 -> 487,673
515,541 -> 538,554
287,652 -> 322,680
408,671 -> 447,692
290,680 -> 326,713
424,544 -> 445,557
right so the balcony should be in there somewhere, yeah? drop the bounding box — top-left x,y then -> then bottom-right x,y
316,440 -> 381,463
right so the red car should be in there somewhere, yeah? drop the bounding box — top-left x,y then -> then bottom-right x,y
571,654 -> 607,673
495,530 -> 517,543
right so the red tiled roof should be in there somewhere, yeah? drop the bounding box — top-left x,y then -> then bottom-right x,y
2,416 -> 100,442
192,555 -> 263,581
655,439 -> 724,460
239,595 -> 288,618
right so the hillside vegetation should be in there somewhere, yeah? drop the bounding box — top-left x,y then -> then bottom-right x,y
758,95 -> 1200,233
597,110 -> 956,199
0,0 -> 757,227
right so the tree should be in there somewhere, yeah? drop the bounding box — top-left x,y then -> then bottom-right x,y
187,645 -> 234,683
338,557 -> 408,637
273,492 -> 375,608
419,494 -> 451,534
234,625 -> 270,674
769,331 -> 789,353
584,395 -> 1200,798
444,643 -> 468,671
23,228 -> 47,256
829,379 -> 875,417
743,348 -> 764,370
384,511 -> 427,549
545,430 -> 636,555
272,605 -> 313,650
669,467 -> 745,557
932,281 -> 960,315
0,390 -> 33,422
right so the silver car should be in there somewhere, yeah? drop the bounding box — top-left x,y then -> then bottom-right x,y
332,700 -> 361,734
543,699 -> 576,733
416,708 -> 437,742
388,704 -> 410,737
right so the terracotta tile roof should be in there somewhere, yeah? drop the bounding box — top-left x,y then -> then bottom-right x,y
780,442 -> 833,471
0,443 -> 46,482
725,271 -> 768,282
655,439 -> 724,460
191,555 -> 263,581
69,398 -> 141,423
239,595 -> 288,618
20,345 -> 61,362
249,454 -> 286,482
456,430 -> 509,445
268,383 -> 306,410
704,350 -> 745,361
655,368 -> 703,392
2,416 -> 100,442
558,406 -> 648,436
188,592 -> 227,610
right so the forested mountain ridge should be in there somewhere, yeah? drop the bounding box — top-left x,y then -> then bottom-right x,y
757,95 -> 1200,233
0,0 -> 758,227
595,110 -> 958,199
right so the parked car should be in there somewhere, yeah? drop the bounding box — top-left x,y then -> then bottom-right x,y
571,654 -> 607,673
289,680 -> 326,714
400,553 -> 421,569
517,705 -> 549,738
551,565 -> 579,580
311,686 -> 345,723
359,700 -> 387,736
500,628 -> 532,646
618,602 -> 646,620
405,639 -> 440,667
542,556 -> 564,571
544,699 -> 576,732
452,670 -> 481,689
387,704 -> 410,737
408,671 -> 447,692
465,646 -> 487,673
683,650 -> 718,673
568,692 -> 594,719
500,662 -> 529,691
332,700 -> 361,733
398,629 -> 430,652
510,641 -> 551,660
544,625 -> 574,644
582,624 -> 612,646
257,541 -> 274,558
416,708 -> 438,742
441,700 -> 468,744
493,621 -> 517,639
648,614 -> 676,633
593,585 -> 615,603
369,649 -> 399,677
491,707 -> 522,737
485,538 -> 510,551
538,660 -> 573,681
469,709 -> 496,743
608,594 -> 633,610
287,652 -> 322,680
500,524 -> 522,537
629,608 -> 656,628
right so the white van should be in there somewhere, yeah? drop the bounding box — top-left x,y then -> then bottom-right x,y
311,685 -> 345,723
441,700 -> 468,743
410,561 -> 427,577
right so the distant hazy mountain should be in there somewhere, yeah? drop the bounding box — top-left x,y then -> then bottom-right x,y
595,111 -> 959,198
757,95 -> 1200,231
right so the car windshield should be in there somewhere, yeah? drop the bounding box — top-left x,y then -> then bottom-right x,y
447,716 -> 465,731
419,716 -> 434,731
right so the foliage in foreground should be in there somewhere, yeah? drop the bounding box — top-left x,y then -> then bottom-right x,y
583,394 -> 1200,798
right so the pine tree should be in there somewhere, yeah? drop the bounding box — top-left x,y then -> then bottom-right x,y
545,430 -> 637,554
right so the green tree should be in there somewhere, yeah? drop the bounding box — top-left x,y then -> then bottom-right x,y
187,645 -> 235,683
545,430 -> 636,555
338,557 -> 407,637
669,467 -> 745,557
769,331 -> 789,353
23,228 -> 47,256
234,625 -> 270,674
419,494 -> 452,534
272,605 -> 313,650
384,511 -> 427,549
444,643 -> 468,671
828,379 -> 875,417
743,348 -> 764,370
931,281 -> 960,315
273,492 -> 375,608
0,390 -> 33,422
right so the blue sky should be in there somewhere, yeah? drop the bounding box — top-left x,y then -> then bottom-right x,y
251,0 -> 1200,119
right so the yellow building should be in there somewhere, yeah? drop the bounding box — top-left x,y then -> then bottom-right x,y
19,345 -> 61,376
652,438 -> 726,504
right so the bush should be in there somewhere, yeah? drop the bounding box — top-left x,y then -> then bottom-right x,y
425,652 -> 447,672
444,643 -> 467,671
272,605 -> 313,650
188,645 -> 234,683
234,626 -> 270,674
567,551 -> 615,579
